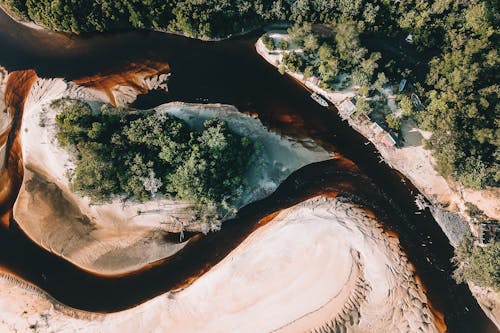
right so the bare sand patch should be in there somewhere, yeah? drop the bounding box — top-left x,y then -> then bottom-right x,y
0,197 -> 439,332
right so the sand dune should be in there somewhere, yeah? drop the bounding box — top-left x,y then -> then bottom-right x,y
0,197 -> 439,332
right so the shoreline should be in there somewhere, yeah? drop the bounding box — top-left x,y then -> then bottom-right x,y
255,33 -> 500,327
11,74 -> 329,276
0,5 -> 45,31
0,5 -> 284,42
255,33 -> 499,225
0,197 -> 441,332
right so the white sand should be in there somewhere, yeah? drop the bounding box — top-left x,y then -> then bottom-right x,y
0,197 -> 439,332
13,76 -> 330,274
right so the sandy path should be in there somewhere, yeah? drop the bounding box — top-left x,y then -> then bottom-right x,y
0,197 -> 439,332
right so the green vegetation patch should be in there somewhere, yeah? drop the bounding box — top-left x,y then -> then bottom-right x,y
54,99 -> 255,217
453,236 -> 500,291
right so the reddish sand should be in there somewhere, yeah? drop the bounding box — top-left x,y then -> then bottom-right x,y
74,61 -> 171,106
0,70 -> 37,227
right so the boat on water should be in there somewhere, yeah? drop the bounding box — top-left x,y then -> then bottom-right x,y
310,92 -> 328,107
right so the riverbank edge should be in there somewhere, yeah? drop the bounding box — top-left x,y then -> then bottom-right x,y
254,34 -> 500,328
0,197 -> 441,332
0,5 -> 289,42
13,77 -> 330,277
0,270 -> 106,318
0,4 -> 45,30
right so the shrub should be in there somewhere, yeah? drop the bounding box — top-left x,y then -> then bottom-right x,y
262,34 -> 275,50
277,39 -> 289,50
453,236 -> 500,290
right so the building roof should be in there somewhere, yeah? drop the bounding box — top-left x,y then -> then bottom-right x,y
308,76 -> 320,85
339,99 -> 356,119
370,121 -> 384,135
356,114 -> 370,123
381,132 -> 397,147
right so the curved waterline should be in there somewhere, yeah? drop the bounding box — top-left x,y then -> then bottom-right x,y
0,8 -> 496,332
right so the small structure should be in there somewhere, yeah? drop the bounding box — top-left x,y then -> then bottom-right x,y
478,222 -> 500,245
405,34 -> 413,43
308,75 -> 320,86
381,131 -> 398,147
339,98 -> 356,120
370,121 -> 384,136
356,114 -> 370,124
399,79 -> 407,92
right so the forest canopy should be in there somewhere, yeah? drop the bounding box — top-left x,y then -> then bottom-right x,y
1,0 -> 496,189
54,100 -> 255,217
2,0 -> 497,188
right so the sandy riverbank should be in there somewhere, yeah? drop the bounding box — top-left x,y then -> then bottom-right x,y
256,33 -> 499,221
12,74 -> 329,275
0,5 -> 45,31
256,33 -> 500,326
0,197 -> 440,332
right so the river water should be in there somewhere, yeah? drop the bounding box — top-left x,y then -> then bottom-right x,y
0,9 -> 496,332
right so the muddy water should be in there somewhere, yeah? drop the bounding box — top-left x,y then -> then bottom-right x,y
0,9 -> 496,332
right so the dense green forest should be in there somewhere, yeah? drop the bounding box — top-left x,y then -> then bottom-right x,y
2,0 -> 498,189
54,99 -> 254,218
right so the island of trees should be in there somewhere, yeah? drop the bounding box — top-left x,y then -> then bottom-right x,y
54,99 -> 255,219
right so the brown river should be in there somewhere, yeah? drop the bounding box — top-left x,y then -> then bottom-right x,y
0,9 -> 496,332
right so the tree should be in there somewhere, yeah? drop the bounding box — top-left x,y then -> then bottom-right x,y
262,34 -> 275,50
385,113 -> 401,131
317,43 -> 339,82
55,99 -> 255,218
282,52 -> 306,73
278,63 -> 286,75
287,22 -> 312,47
363,3 -> 379,25
167,119 -> 253,210
303,33 -> 318,52
360,52 -> 381,82
141,170 -> 163,199
355,98 -> 370,116
373,72 -> 388,91
318,43 -> 333,61
303,66 -> 313,80
335,21 -> 367,69
277,39 -> 289,50
453,236 -> 500,290
55,100 -> 94,147
358,85 -> 369,97
398,95 -> 414,117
